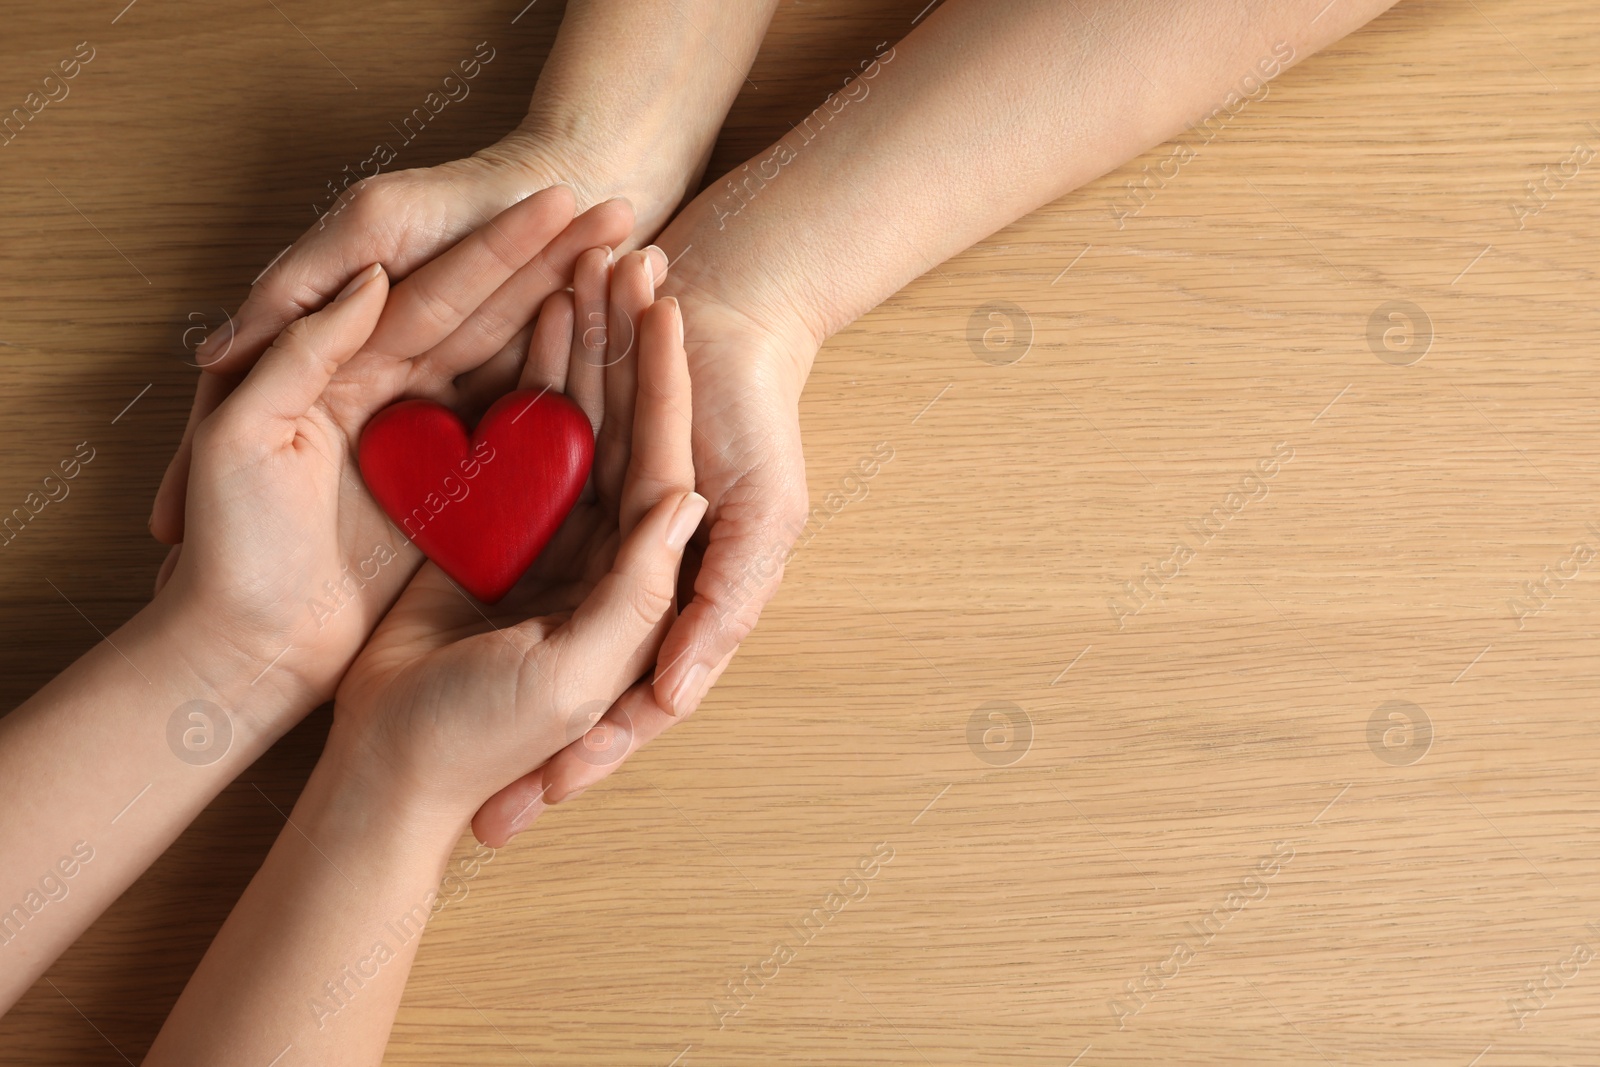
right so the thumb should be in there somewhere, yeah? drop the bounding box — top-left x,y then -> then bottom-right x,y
219,264 -> 386,427
550,490 -> 708,681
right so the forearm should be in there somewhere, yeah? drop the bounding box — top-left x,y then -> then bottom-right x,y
502,0 -> 781,236
660,0 -> 1399,351
146,726 -> 464,1066
0,598 -> 304,1010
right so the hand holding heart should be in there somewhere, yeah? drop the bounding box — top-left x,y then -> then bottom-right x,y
332,249 -> 703,818
153,186 -> 634,717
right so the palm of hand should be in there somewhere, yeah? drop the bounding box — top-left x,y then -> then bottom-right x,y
165,189 -> 633,705
333,247 -> 683,808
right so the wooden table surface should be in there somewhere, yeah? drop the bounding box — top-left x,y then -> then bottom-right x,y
4,0 -> 1599,1063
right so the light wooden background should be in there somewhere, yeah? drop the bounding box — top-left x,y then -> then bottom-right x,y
3,0 -> 1598,1063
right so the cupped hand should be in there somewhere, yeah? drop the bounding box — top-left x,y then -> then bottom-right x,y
154,135 -> 658,542
330,251 -> 704,818
156,186 -> 632,716
472,266 -> 821,845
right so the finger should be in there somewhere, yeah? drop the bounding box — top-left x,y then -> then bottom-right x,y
192,175 -> 477,372
545,651 -> 732,804
652,477 -> 809,719
566,246 -> 612,439
414,197 -> 635,382
619,298 -> 693,538
360,185 -> 577,363
520,289 -> 574,393
450,323 -> 534,423
548,490 -> 706,682
220,265 -> 386,426
594,252 -> 656,511
471,647 -> 735,844
150,371 -> 240,544
153,543 -> 182,597
471,765 -> 550,848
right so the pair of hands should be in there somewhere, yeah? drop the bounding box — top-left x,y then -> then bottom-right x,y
156,142 -> 818,842
152,185 -> 713,839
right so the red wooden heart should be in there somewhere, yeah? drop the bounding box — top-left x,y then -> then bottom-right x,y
358,389 -> 594,603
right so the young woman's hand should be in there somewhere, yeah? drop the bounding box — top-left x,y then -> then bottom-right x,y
329,250 -> 700,818
154,186 -> 634,722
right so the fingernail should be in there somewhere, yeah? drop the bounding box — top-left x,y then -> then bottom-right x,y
538,181 -> 577,215
668,662 -> 711,718
547,784 -> 588,806
644,245 -> 669,280
666,492 -> 707,550
604,246 -> 615,268
641,249 -> 655,291
505,796 -> 547,836
195,319 -> 233,366
663,297 -> 684,346
334,263 -> 383,302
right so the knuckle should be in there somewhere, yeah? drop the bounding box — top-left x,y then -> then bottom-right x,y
346,176 -> 402,221
278,314 -> 319,349
194,408 -> 255,462
410,280 -> 468,333
245,278 -> 317,337
628,571 -> 677,626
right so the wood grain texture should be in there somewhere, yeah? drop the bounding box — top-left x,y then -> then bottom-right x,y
3,0 -> 1598,1063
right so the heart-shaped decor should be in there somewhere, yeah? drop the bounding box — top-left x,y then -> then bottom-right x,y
358,389 -> 594,603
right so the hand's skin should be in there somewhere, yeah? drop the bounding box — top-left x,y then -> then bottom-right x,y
152,0 -> 780,540
0,188 -> 623,1014
475,0 -> 1403,842
145,273 -> 701,1067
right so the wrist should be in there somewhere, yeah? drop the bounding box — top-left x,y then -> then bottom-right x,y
308,716 -> 469,860
484,3 -> 778,243
137,592 -> 319,740
480,119 -> 701,246
654,199 -> 827,393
